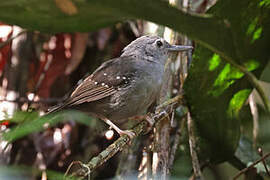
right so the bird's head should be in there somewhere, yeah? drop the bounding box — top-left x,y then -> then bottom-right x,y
121,35 -> 193,64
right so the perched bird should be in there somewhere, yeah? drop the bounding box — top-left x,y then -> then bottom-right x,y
50,35 -> 192,138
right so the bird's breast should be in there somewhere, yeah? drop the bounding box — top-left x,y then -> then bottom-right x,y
101,62 -> 164,121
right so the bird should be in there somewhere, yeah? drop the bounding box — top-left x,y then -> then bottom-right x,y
49,35 -> 193,138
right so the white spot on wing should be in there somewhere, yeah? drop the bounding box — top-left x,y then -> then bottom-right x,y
116,76 -> 120,79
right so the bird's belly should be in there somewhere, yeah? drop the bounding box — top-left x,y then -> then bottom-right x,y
106,79 -> 160,121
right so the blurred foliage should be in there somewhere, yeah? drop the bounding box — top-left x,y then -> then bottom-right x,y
2,110 -> 96,142
260,61 -> 270,82
0,165 -> 79,180
0,0 -> 266,67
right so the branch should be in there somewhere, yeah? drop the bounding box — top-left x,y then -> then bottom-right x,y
156,94 -> 183,110
70,121 -> 148,179
67,95 -> 183,179
169,115 -> 186,169
258,148 -> 270,177
249,93 -> 259,147
0,97 -> 62,104
187,113 -> 204,180
233,152 -> 270,180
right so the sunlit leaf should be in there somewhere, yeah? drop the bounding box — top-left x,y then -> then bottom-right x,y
2,110 -> 96,142
208,54 -> 221,71
184,0 -> 269,163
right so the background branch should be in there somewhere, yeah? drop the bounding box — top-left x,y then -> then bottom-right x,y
187,112 -> 204,180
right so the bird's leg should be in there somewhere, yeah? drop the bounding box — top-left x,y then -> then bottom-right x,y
101,117 -> 135,139
145,115 -> 155,126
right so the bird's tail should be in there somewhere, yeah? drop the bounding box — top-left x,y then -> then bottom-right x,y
46,103 -> 67,114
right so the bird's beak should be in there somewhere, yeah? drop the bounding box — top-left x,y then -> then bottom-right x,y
167,45 -> 193,52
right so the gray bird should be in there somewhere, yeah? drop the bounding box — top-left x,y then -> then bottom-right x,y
50,35 -> 192,137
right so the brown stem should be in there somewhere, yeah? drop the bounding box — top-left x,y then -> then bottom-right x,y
187,113 -> 204,180
233,152 -> 270,180
67,103 -> 177,179
169,116 -> 186,170
257,148 -> 270,177
249,93 -> 259,148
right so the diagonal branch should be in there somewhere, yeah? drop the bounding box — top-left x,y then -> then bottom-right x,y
187,112 -> 204,180
233,152 -> 270,180
66,94 -> 183,179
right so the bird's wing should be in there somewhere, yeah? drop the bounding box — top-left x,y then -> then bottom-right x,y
64,57 -> 138,107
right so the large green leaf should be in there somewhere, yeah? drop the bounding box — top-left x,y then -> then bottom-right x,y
184,0 -> 269,163
0,0 -> 236,65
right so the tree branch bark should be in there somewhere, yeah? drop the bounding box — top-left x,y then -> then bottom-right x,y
67,95 -> 183,179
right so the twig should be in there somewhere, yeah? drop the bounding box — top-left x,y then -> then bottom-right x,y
187,112 -> 204,180
156,94 -> 183,110
168,116 -> 186,169
152,115 -> 170,180
68,112 -> 165,178
67,94 -> 183,178
233,152 -> 270,180
258,148 -> 270,177
0,30 -> 27,50
249,93 -> 259,147
0,97 -> 62,104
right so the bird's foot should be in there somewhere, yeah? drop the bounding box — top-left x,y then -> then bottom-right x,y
118,129 -> 136,140
145,115 -> 155,127
101,117 -> 136,141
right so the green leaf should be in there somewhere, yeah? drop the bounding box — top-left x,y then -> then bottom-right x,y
0,0 -> 236,64
0,0 -> 268,78
2,110 -> 96,142
183,0 -> 269,163
184,46 -> 242,162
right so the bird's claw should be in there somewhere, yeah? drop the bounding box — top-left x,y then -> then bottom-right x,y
119,130 -> 136,140
145,115 -> 155,127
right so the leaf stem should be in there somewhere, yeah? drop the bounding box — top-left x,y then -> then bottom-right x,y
214,49 -> 270,114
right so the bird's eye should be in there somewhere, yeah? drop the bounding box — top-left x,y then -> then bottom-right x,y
156,40 -> 163,47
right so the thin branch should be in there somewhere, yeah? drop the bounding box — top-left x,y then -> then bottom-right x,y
67,95 -> 183,178
187,112 -> 204,180
257,148 -> 270,177
156,94 -> 183,110
233,152 -> 270,180
168,116 -> 186,169
0,97 -> 62,104
0,30 -> 27,50
249,93 -> 259,147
